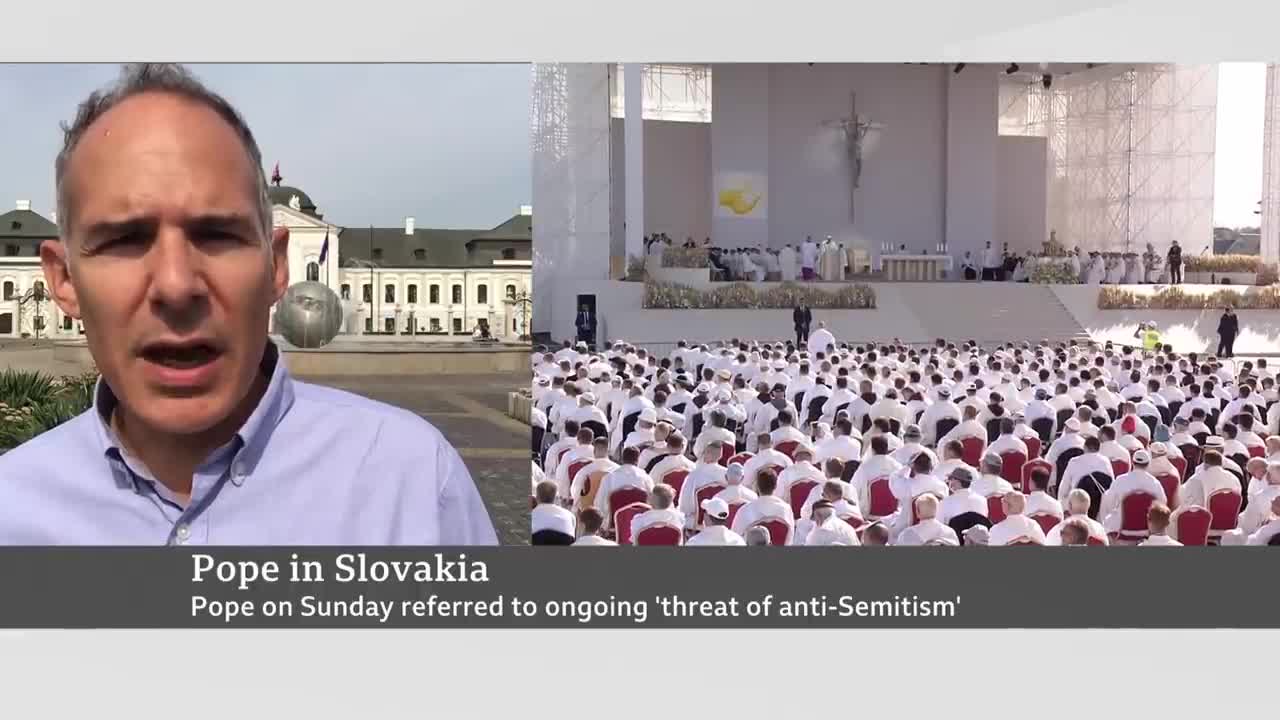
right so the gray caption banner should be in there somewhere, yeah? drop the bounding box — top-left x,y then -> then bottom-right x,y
0,548 -> 1274,628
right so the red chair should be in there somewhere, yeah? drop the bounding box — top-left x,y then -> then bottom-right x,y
1155,473 -> 1180,510
1024,436 -> 1042,460
718,443 -> 735,466
1111,459 -> 1130,478
840,514 -> 866,531
751,518 -> 791,546
635,524 -> 682,545
613,502 -> 650,545
553,445 -> 573,472
960,436 -> 986,467
1020,458 -> 1053,494
1169,455 -> 1188,480
568,458 -> 591,486
1247,445 -> 1266,459
726,502 -> 746,527
1000,451 -> 1027,490
1207,489 -> 1242,541
1086,535 -> 1106,546
662,470 -> 690,501
1118,492 -> 1157,542
867,477 -> 897,519
987,494 -> 1007,524
608,487 -> 649,519
1174,506 -> 1212,546
789,479 -> 819,519
1179,444 -> 1201,471
776,440 -> 800,460
694,483 -> 728,526
728,452 -> 754,466
1030,513 -> 1060,534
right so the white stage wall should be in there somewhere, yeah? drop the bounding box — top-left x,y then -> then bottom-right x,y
710,64 -> 772,248
705,63 -> 1002,264
610,118 -> 712,244
997,135 -> 1049,255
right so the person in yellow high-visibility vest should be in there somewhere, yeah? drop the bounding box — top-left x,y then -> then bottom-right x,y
1133,322 -> 1162,352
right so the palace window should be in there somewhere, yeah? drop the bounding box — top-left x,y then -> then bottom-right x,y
2,281 -> 12,300
452,318 -> 463,334
306,262 -> 319,282
501,248 -> 516,260
362,284 -> 372,303
477,285 -> 488,304
451,285 -> 462,304
385,284 -> 395,303
506,284 -> 517,300
430,285 -> 440,304
364,317 -> 373,333
384,317 -> 395,333
340,284 -> 351,300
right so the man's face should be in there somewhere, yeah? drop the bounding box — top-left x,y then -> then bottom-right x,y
42,92 -> 288,437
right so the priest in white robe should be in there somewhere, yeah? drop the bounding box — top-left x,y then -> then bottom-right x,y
807,321 -> 837,358
780,244 -> 798,281
800,236 -> 819,281
819,236 -> 843,281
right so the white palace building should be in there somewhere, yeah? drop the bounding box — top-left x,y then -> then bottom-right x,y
0,180 -> 533,342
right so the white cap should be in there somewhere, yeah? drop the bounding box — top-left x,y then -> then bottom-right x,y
700,497 -> 730,520
717,369 -> 732,380
1065,418 -> 1082,431
1132,449 -> 1151,465
638,408 -> 658,424
1205,436 -> 1225,448
581,392 -> 597,403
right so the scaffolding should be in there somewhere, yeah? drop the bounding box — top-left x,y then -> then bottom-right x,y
530,63 -> 613,335
999,64 -> 1217,255
609,63 -> 713,123
1262,64 -> 1280,264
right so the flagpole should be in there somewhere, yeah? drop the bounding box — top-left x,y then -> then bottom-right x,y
370,225 -> 376,335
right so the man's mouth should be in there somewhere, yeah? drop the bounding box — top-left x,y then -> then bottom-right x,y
141,341 -> 224,369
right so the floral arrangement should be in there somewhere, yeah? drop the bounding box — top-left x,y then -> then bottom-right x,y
1030,261 -> 1079,284
1184,254 -> 1263,273
661,246 -> 709,269
1097,285 -> 1280,310
0,369 -> 98,450
1039,237 -> 1069,257
626,254 -> 647,281
644,281 -> 876,310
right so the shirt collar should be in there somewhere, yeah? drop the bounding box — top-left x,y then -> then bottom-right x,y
91,340 -> 295,483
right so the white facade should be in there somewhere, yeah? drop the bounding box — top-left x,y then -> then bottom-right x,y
0,259 -> 74,338
271,205 -> 533,341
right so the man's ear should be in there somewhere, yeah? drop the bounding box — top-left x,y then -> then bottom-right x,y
270,226 -> 290,302
40,239 -> 80,319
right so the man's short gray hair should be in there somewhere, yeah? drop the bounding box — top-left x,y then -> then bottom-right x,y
55,63 -> 272,241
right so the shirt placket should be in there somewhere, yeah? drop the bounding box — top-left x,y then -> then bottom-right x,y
167,446 -> 242,547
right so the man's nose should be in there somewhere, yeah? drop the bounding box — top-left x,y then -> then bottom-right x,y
147,229 -> 208,308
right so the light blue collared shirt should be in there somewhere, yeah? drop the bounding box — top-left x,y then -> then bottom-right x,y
0,342 -> 497,545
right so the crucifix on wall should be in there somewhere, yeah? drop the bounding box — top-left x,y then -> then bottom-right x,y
825,93 -> 886,220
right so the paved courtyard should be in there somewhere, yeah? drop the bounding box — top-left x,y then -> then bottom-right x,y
271,371 -> 530,545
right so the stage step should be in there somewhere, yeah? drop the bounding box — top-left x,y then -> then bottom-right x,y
883,282 -> 1092,345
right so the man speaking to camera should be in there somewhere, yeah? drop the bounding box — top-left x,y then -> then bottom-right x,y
0,64 -> 497,545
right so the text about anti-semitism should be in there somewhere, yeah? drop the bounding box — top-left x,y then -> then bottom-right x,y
189,553 -> 963,627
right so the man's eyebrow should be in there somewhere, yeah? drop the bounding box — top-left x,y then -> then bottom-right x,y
184,213 -> 258,233
81,217 -> 155,246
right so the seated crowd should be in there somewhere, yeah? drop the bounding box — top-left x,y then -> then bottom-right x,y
529,335 -> 1280,547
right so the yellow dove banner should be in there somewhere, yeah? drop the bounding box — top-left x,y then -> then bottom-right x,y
714,174 -> 767,218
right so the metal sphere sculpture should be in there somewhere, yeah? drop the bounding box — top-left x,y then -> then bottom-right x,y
275,281 -> 344,348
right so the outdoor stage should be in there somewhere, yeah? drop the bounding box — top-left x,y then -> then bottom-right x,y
589,281 -> 1280,355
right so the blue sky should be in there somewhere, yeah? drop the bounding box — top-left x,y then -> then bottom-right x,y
0,63 -> 531,230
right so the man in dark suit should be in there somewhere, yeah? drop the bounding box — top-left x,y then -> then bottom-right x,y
575,303 -> 596,348
1217,307 -> 1239,358
793,304 -> 812,347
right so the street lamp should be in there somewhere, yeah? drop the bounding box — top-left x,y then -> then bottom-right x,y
504,290 -> 533,342
16,284 -> 48,339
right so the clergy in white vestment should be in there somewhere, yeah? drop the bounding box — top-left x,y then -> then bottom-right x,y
779,244 -> 799,281
571,438 -> 620,507
1245,496 -> 1280,544
591,445 -> 655,529
1044,490 -> 1110,545
1069,250 -> 1082,281
686,498 -> 747,546
742,434 -> 794,491
807,322 -> 837,358
777,445 -> 826,512
1084,255 -> 1105,284
693,408 -> 737,461
890,425 -> 939,468
815,417 -> 863,466
938,466 -> 989,526
531,481 -> 577,542
896,494 -> 961,546
679,443 -> 732,530
1137,502 -> 1182,546
800,236 -> 819,281
937,405 -> 987,453
988,418 -> 1030,458
1058,435 -> 1115,505
715,463 -> 760,510
630,485 -> 686,543
987,493 -> 1048,545
730,467 -> 796,544
1025,467 -> 1064,519
1098,449 -> 1167,533
555,428 -> 597,502
804,500 -> 863,546
1178,449 -> 1242,509
1238,461 -> 1280,534
850,435 -> 905,513
819,236 -> 843,281
920,386 -> 962,446
572,508 -> 619,546
888,453 -> 949,540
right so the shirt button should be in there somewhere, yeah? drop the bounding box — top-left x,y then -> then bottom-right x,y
176,525 -> 191,543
